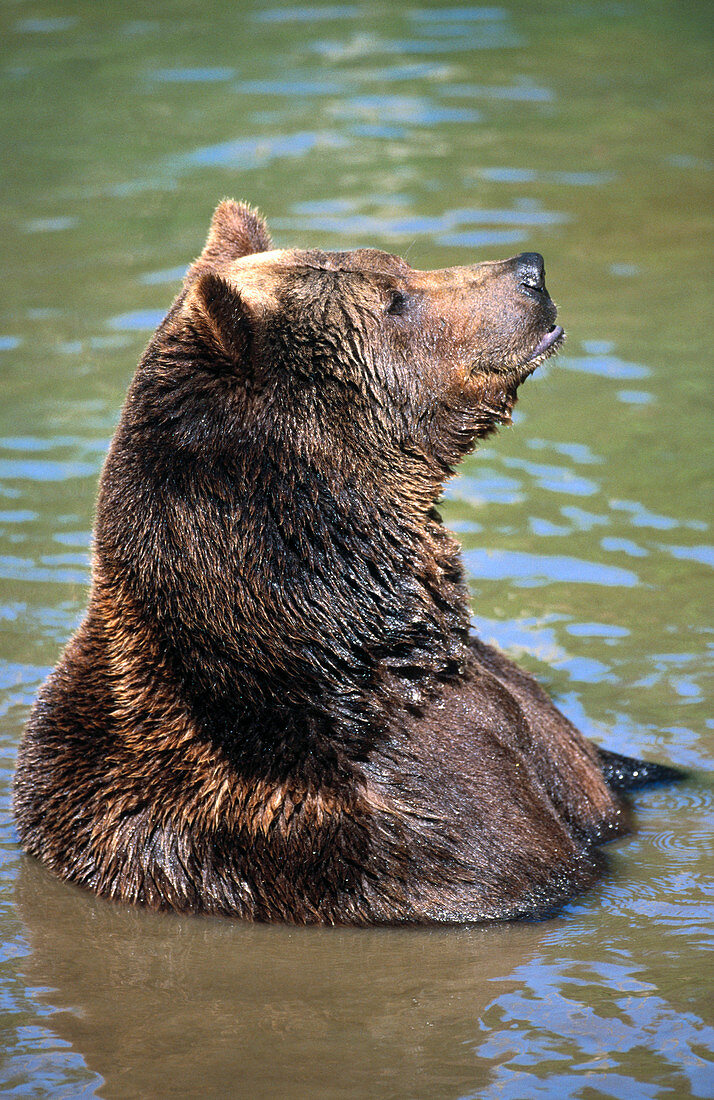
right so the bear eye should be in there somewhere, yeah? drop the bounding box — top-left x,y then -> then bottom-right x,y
386,289 -> 409,316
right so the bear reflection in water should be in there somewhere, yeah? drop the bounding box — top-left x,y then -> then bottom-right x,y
13,201 -> 680,923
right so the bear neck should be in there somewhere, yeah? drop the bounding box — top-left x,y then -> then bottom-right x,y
97,398 -> 474,768
207,458 -> 472,756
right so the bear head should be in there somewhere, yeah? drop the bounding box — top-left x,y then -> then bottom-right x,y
166,200 -> 563,484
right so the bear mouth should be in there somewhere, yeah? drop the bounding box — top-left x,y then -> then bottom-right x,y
526,325 -> 565,365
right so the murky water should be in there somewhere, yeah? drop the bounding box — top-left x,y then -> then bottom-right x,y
1,1 -> 712,1096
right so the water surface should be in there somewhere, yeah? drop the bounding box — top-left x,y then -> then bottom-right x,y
1,1 -> 712,1096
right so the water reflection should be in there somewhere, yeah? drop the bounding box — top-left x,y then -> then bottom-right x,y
9,835 -> 712,1100
3,860 -> 606,1098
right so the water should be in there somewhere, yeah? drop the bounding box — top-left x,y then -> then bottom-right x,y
1,1 -> 712,1095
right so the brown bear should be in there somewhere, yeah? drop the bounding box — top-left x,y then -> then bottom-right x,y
13,201 -> 679,923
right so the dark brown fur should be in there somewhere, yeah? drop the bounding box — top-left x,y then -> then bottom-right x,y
13,200 -> 678,923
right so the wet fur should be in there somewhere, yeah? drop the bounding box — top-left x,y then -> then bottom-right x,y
13,201 -> 680,923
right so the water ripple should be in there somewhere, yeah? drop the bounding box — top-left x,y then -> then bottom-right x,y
610,500 -> 680,530
331,94 -> 482,126
647,785 -> 713,814
448,472 -> 523,506
474,956 -> 714,1097
659,544 -> 714,568
411,7 -> 507,22
648,829 -> 707,859
311,26 -> 522,60
0,459 -> 97,482
600,537 -> 649,558
0,662 -> 49,695
183,131 -> 343,169
277,203 -> 568,244
254,6 -> 360,23
148,67 -> 235,83
109,309 -> 165,331
237,77 -> 345,96
560,353 -> 650,380
0,437 -> 107,454
529,517 -> 570,536
501,456 -> 599,496
463,548 -> 639,587
15,17 -> 77,33
477,167 -> 614,185
53,531 -> 91,548
446,79 -> 554,102
617,389 -> 654,404
566,622 -> 630,639
110,132 -> 347,198
23,217 -> 77,234
139,266 -> 188,286
0,510 -> 38,524
560,506 -> 610,531
528,439 -> 602,464
0,556 -> 89,585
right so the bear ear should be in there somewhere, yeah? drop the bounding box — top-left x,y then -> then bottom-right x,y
196,199 -> 272,268
186,270 -> 259,364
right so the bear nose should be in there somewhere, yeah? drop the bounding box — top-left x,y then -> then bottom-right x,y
516,252 -> 546,295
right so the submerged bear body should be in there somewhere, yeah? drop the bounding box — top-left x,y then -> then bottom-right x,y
13,202 -> 677,922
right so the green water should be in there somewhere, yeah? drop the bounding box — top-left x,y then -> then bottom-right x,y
1,1 -> 712,1096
